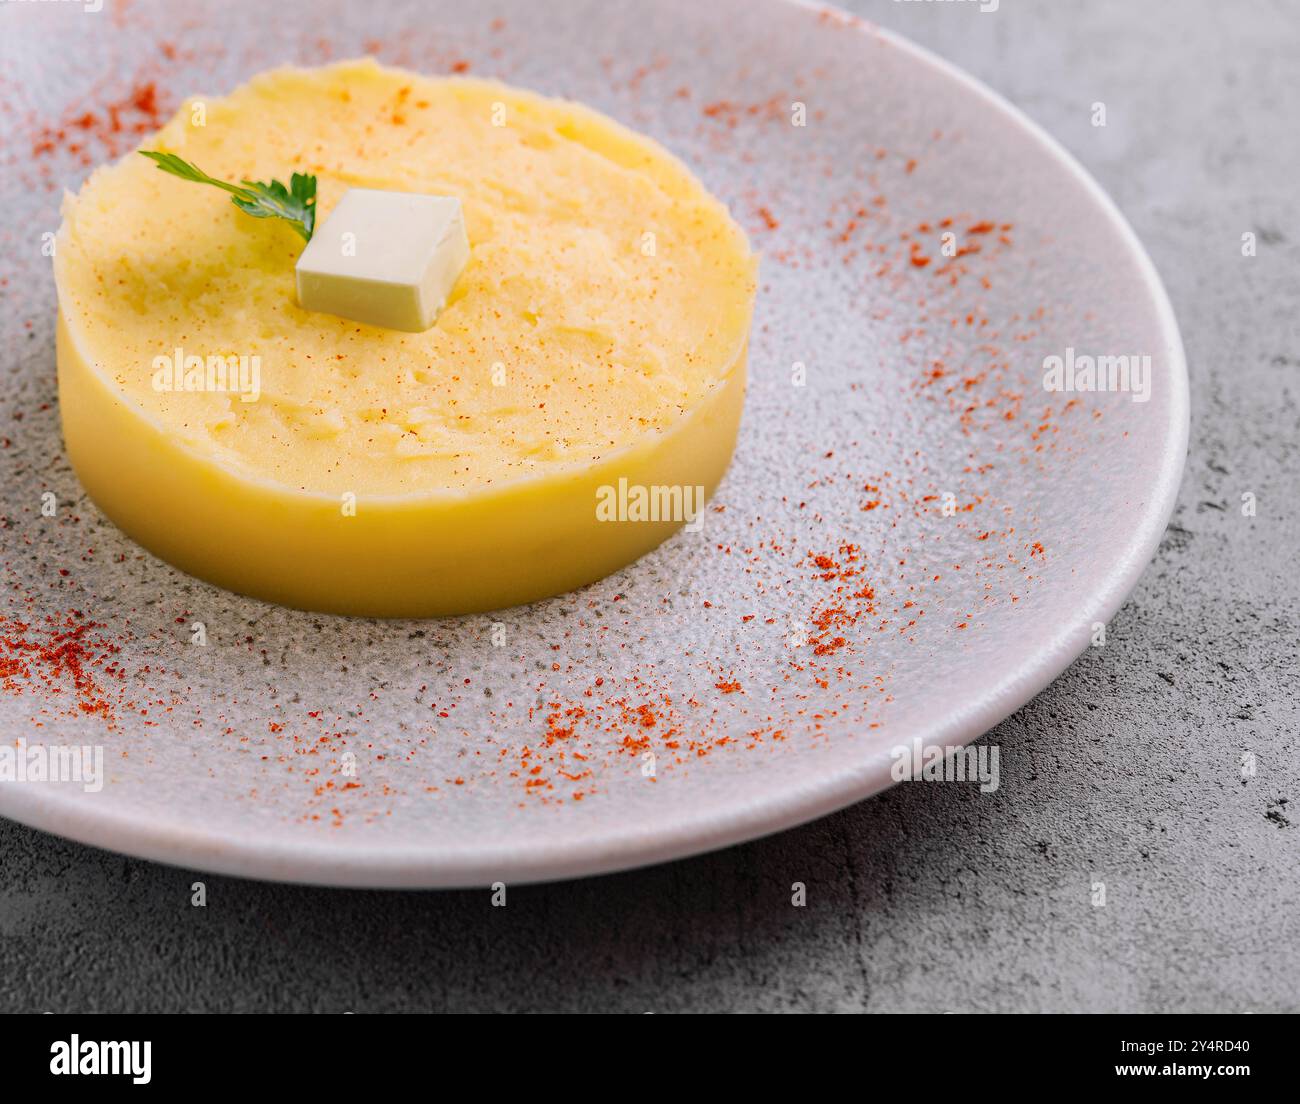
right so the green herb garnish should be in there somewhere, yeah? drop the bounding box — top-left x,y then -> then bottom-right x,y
139,151 -> 317,241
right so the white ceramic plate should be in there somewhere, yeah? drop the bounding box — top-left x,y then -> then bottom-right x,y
0,0 -> 1186,886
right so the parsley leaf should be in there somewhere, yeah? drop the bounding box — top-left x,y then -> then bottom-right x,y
139,151 -> 317,241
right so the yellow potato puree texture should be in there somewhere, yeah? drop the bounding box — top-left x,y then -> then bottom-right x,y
55,59 -> 756,616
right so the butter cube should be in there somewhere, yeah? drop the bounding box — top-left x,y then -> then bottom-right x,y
295,188 -> 470,332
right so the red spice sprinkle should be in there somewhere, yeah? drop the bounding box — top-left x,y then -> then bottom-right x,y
0,613 -> 123,725
30,79 -> 171,166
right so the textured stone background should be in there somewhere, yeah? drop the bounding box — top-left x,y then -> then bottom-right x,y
2,0 -> 1296,1012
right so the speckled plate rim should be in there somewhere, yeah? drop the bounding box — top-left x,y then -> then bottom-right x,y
0,2 -> 1189,887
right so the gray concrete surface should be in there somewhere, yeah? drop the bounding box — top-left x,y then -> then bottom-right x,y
1,0 -> 1297,1012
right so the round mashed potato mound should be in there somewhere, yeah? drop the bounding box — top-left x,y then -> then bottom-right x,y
54,60 -> 755,616
56,59 -> 756,497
